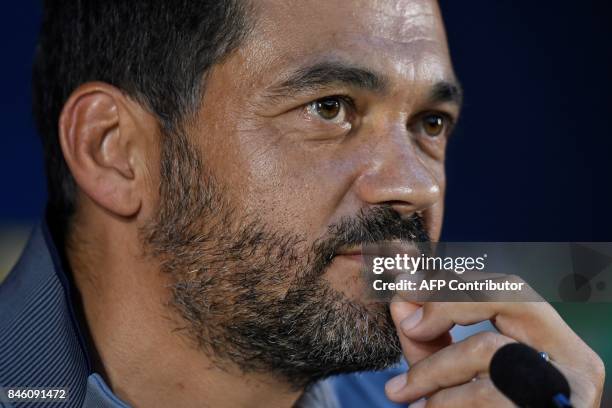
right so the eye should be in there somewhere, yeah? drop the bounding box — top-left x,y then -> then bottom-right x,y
306,96 -> 351,124
420,113 -> 448,137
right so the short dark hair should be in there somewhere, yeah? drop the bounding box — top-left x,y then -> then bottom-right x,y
32,0 -> 252,230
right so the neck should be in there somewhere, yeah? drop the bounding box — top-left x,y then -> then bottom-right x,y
66,210 -> 302,408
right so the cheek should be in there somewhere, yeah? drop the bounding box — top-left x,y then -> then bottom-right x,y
192,93 -> 354,244
236,136 -> 361,243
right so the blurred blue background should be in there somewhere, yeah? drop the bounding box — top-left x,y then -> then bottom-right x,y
1,1 -> 611,405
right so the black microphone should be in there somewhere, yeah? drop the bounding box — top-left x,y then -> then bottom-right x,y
490,343 -> 573,408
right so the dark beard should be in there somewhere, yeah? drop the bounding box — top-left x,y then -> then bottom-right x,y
142,131 -> 430,387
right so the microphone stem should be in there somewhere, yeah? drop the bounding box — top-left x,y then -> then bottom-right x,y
552,393 -> 573,408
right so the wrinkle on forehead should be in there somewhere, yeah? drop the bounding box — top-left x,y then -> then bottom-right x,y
256,0 -> 444,44
239,0 -> 452,95
351,0 -> 442,42
263,0 -> 441,33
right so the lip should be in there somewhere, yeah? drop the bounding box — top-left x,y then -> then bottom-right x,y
335,246 -> 364,262
334,241 -> 422,264
335,254 -> 364,264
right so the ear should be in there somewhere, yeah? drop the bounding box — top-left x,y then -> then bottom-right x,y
59,82 -> 149,218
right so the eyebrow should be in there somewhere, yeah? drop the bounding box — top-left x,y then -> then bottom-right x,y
265,60 -> 463,108
429,80 -> 463,107
265,61 -> 389,98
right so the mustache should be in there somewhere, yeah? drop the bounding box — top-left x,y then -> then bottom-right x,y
307,206 -> 430,277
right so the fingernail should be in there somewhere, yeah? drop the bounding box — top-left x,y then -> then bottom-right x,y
385,374 -> 407,394
410,399 -> 427,408
401,307 -> 423,333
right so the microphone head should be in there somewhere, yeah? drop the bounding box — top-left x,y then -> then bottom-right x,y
490,343 -> 571,407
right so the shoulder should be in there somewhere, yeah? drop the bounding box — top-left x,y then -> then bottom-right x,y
0,225 -> 90,407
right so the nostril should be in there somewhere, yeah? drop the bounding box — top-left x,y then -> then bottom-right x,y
386,201 -> 418,217
385,200 -> 412,208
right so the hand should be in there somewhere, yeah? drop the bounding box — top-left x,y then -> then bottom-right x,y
384,299 -> 605,407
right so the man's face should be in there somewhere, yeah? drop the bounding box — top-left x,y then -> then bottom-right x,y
144,0 -> 459,386
201,0 -> 458,258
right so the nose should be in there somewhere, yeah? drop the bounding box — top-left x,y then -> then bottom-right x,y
354,131 -> 442,217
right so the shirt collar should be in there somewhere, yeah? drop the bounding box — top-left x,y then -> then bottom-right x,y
2,220 -> 129,407
42,220 -> 131,407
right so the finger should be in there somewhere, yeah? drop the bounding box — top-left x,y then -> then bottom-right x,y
400,301 -> 502,341
386,301 -> 452,399
417,378 -> 514,408
386,332 -> 515,403
390,301 -> 452,364
399,300 -> 577,362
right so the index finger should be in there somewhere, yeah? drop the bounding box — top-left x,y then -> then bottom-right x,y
399,301 -> 581,364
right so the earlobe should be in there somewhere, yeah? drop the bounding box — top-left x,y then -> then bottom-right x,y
59,83 -> 143,218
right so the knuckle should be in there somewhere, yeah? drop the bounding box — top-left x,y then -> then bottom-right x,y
509,298 -> 548,318
467,331 -> 509,356
505,274 -> 525,285
424,301 -> 443,316
404,362 -> 431,389
590,352 -> 606,386
580,378 -> 603,406
404,364 -> 420,385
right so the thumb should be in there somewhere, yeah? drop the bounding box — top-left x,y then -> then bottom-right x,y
389,301 -> 452,365
385,301 -> 452,400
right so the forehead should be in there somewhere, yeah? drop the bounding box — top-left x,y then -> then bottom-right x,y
243,0 -> 453,88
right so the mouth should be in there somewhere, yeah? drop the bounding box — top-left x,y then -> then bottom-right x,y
334,246 -> 364,263
335,241 -> 423,263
